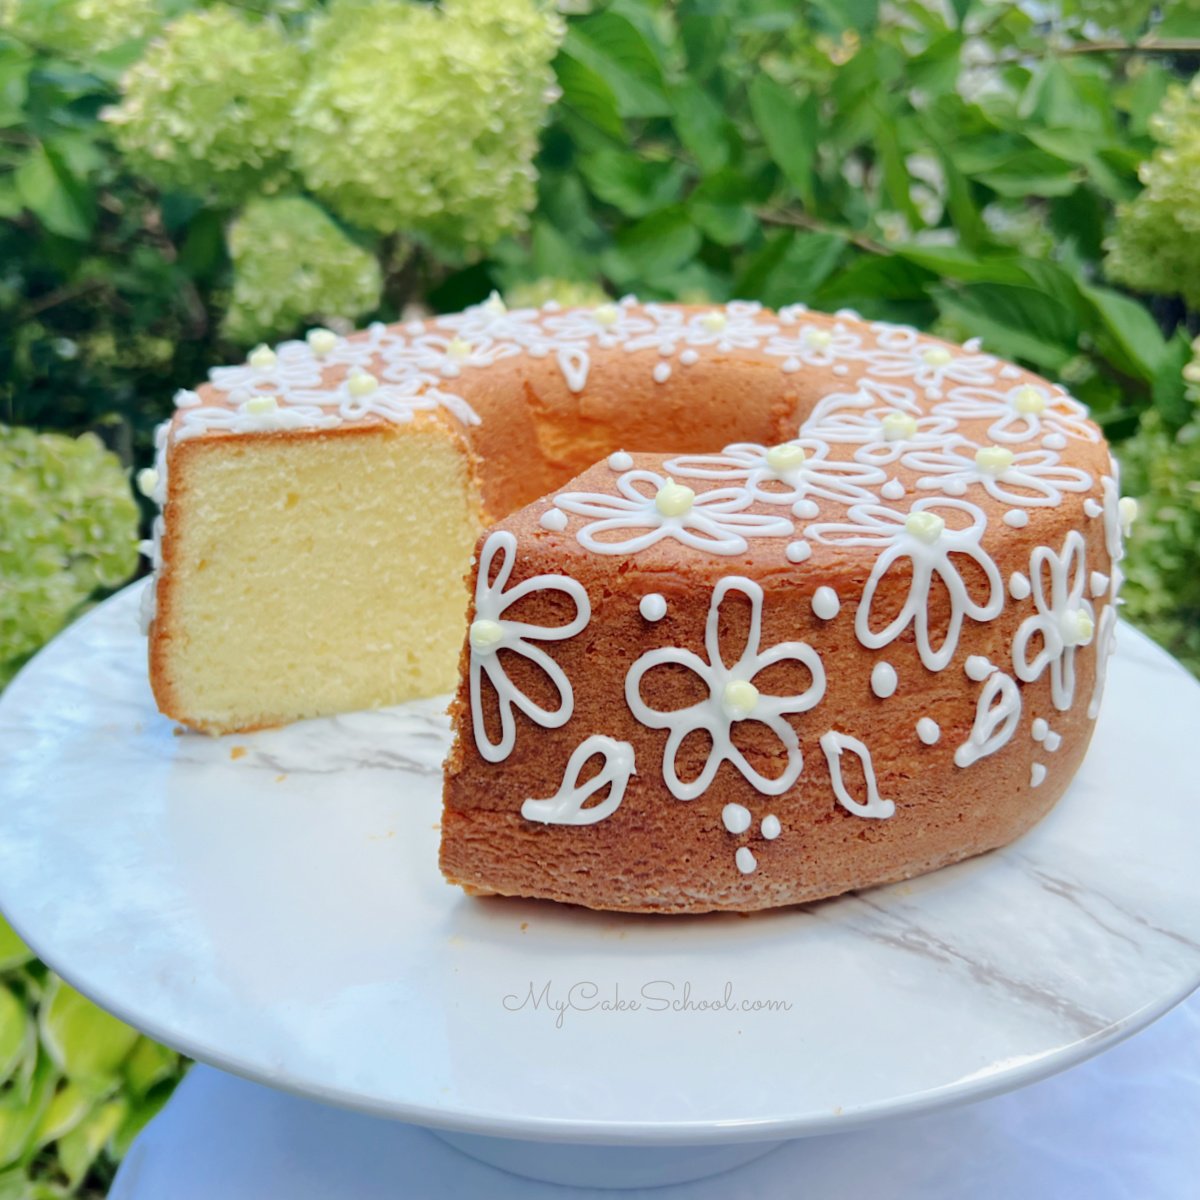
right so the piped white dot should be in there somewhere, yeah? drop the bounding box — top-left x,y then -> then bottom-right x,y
761,814 -> 781,840
965,655 -> 995,682
1084,498 -> 1103,518
723,803 -> 752,835
1031,763 -> 1047,787
881,479 -> 906,500
639,593 -> 667,622
812,587 -> 840,620
652,362 -> 672,384
916,718 -> 941,745
1044,731 -> 1062,752
1090,571 -> 1109,598
735,846 -> 757,874
1032,718 -> 1048,742
680,349 -> 699,366
1010,572 -> 1031,601
871,661 -> 898,698
1003,509 -> 1029,528
608,450 -> 634,471
786,541 -> 811,563
539,508 -> 568,532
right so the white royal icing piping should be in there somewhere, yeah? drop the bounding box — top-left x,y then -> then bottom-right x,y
820,731 -> 896,819
521,735 -> 636,826
871,661 -> 898,698
625,577 -> 826,800
468,531 -> 591,763
639,593 -> 668,622
954,670 -> 1021,768
916,717 -> 941,745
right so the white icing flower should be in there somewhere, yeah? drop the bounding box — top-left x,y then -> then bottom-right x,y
807,498 -> 1004,672
859,325 -> 998,395
620,300 -> 775,354
1012,530 -> 1095,712
800,380 -> 965,466
175,395 -> 340,440
763,320 -> 865,367
469,531 -> 591,763
934,383 -> 1099,445
552,468 -> 794,556
208,339 -> 327,395
906,443 -> 1093,507
662,437 -> 886,515
625,577 -> 826,800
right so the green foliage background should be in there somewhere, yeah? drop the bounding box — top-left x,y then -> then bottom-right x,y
1,0 -> 1199,1193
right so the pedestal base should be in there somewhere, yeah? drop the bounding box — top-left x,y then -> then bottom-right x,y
429,1130 -> 785,1189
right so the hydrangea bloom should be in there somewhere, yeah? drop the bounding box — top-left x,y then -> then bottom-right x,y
223,196 -> 383,345
1106,78 -> 1200,309
293,0 -> 563,248
0,0 -> 161,57
105,8 -> 304,203
0,427 -> 138,684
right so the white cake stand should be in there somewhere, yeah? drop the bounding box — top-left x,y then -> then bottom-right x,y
1,585 -> 1199,1190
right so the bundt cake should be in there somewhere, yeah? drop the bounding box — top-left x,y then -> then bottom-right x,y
141,297 -> 1132,912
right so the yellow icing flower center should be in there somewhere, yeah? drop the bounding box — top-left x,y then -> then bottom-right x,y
469,619 -> 505,653
921,346 -> 953,366
593,303 -> 619,326
722,679 -> 759,718
306,328 -> 338,356
654,479 -> 695,517
804,328 -> 832,348
766,443 -> 806,473
347,369 -> 379,397
1060,608 -> 1095,647
1013,385 -> 1046,414
881,411 -> 918,441
248,344 -> 277,370
905,511 -> 945,543
244,394 -> 278,415
700,310 -> 727,332
975,445 -> 1015,475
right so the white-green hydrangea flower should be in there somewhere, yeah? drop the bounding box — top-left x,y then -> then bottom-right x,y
0,0 -> 161,57
223,195 -> 383,345
1106,76 -> 1200,309
292,0 -> 563,249
105,7 -> 304,203
504,279 -> 609,309
0,427 -> 139,685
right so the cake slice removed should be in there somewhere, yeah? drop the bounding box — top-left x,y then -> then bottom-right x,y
150,416 -> 484,733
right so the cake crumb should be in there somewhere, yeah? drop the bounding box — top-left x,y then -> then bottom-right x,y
230,745 -> 247,760
275,774 -> 286,783
520,922 -> 529,932
172,726 -> 186,737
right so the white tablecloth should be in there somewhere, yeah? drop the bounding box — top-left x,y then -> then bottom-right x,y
111,991 -> 1200,1199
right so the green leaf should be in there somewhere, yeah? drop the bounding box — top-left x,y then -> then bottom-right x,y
892,244 -> 1027,284
0,42 -> 31,128
38,980 -> 139,1093
669,79 -> 728,174
0,988 -> 29,1090
111,1088 -> 173,1162
1080,284 -> 1167,384
0,916 -> 32,972
1019,60 -> 1113,136
932,283 -> 1077,370
13,142 -> 94,240
0,1054 -> 57,1170
1150,330 -> 1195,433
33,1083 -> 92,1150
122,1037 -> 179,1099
602,207 -> 702,285
563,14 -> 670,119
688,171 -> 757,246
814,252 -> 934,311
934,145 -> 986,251
56,1098 -> 126,1189
735,230 -> 847,309
747,76 -> 817,207
554,52 -> 625,140
578,149 -> 686,218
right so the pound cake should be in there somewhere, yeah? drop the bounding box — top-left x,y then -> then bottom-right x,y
142,297 -> 1133,912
